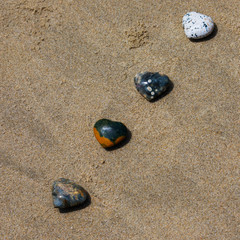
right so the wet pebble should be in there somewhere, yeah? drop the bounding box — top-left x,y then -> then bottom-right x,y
52,178 -> 87,209
134,72 -> 170,101
182,12 -> 214,39
94,119 -> 128,148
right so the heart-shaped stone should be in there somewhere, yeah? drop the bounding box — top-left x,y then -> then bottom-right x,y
182,12 -> 214,39
94,119 -> 128,148
134,72 -> 170,101
52,178 -> 87,209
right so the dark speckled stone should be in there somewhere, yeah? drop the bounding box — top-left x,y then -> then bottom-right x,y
52,178 -> 87,209
134,72 -> 170,101
94,119 -> 127,148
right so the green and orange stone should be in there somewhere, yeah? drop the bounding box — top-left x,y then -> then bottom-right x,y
94,119 -> 128,148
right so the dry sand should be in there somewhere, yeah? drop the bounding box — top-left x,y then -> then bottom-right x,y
1,0 -> 240,239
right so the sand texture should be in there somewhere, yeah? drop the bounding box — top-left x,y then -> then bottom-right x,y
1,0 -> 240,239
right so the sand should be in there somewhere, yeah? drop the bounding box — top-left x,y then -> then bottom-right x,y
1,0 -> 239,239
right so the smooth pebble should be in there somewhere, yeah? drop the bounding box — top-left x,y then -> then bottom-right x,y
52,178 -> 87,209
94,119 -> 128,148
182,12 -> 214,39
134,72 -> 170,101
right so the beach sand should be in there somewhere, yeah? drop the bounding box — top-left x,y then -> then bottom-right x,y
1,0 -> 239,239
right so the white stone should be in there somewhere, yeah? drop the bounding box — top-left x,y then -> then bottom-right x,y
182,12 -> 214,39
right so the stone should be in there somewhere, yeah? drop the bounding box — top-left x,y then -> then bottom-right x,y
94,119 -> 128,148
182,12 -> 214,39
52,178 -> 87,209
134,72 -> 170,101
